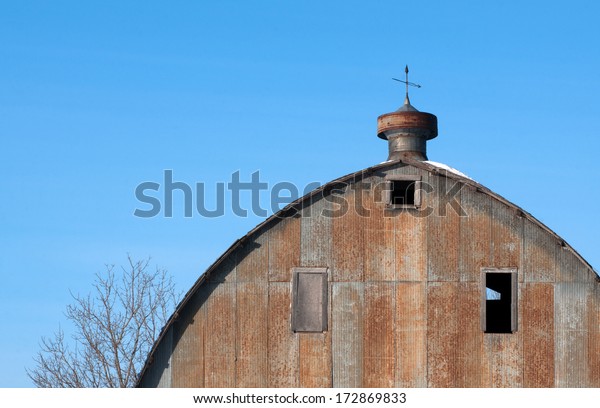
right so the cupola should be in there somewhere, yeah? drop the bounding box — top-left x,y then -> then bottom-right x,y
377,66 -> 438,161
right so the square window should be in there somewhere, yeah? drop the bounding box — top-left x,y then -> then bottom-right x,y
391,180 -> 416,205
291,268 -> 328,332
385,175 -> 422,209
481,268 -> 517,333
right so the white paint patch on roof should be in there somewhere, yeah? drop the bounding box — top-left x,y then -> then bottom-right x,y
424,160 -> 474,181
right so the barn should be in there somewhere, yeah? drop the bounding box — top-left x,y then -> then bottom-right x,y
136,88 -> 600,388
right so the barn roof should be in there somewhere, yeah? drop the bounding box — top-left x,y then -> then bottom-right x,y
135,158 -> 598,386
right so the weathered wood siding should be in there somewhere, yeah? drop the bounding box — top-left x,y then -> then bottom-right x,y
139,163 -> 600,388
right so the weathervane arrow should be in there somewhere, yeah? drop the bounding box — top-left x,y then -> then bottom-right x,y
392,65 -> 421,105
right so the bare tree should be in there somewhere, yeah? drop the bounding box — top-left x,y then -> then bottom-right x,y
27,256 -> 178,387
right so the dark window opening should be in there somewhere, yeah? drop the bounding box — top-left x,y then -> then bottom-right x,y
484,272 -> 514,333
390,180 -> 416,206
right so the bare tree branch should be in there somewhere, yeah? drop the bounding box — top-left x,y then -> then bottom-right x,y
27,256 -> 178,388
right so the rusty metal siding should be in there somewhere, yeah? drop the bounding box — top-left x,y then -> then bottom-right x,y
171,290 -> 206,387
559,246 -> 590,283
484,285 -> 524,387
301,194 -> 332,269
555,282 -> 590,387
427,174 -> 460,282
456,282 -> 485,387
427,282 -> 458,387
395,282 -> 426,387
204,283 -> 236,387
333,183 -> 365,282
491,199 -> 523,274
139,326 -> 173,387
522,282 -> 554,387
362,174 -> 395,281
396,209 -> 427,282
524,220 -> 557,283
298,191 -> 333,388
299,333 -> 331,387
332,282 -> 364,387
138,161 -> 600,389
298,283 -> 332,388
298,263 -> 332,387
363,282 -> 395,387
267,282 -> 299,387
155,327 -> 173,387
206,251 -> 236,283
588,285 -> 600,386
268,215 -> 300,282
459,186 -> 491,282
235,232 -> 269,386
236,231 -> 268,283
236,282 -> 268,387
484,332 -> 522,387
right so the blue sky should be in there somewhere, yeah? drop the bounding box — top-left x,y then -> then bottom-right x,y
1,1 -> 599,387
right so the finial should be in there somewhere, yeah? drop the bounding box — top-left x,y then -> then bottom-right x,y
404,65 -> 409,103
392,65 -> 421,106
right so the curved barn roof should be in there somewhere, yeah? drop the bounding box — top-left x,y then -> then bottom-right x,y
135,158 -> 598,386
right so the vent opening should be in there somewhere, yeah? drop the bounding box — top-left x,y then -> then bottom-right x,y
390,180 -> 416,206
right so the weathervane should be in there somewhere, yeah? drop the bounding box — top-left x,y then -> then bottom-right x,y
392,65 -> 421,105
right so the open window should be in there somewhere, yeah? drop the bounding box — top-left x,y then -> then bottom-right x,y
481,268 -> 517,333
291,267 -> 328,332
384,175 -> 422,209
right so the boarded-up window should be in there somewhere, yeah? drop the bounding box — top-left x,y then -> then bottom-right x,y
481,267 -> 518,333
291,268 -> 328,332
384,175 -> 422,209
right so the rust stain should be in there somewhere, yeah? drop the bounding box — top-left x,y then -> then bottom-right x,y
484,286 -> 523,387
332,282 -> 364,387
427,174 -> 460,282
455,282 -> 485,387
299,284 -> 332,387
364,175 -> 395,282
459,186 -> 491,282
299,333 -> 332,387
395,282 -> 426,387
268,216 -> 300,282
203,283 -> 236,387
300,195 -> 332,268
523,282 -> 554,387
237,233 -> 268,283
267,283 -> 299,387
427,282 -> 458,387
171,290 -> 206,387
363,282 -> 395,387
205,251 -> 236,283
555,283 -> 590,386
523,220 -> 557,283
559,247 -> 591,283
395,209 -> 426,282
588,285 -> 600,386
236,282 -> 268,387
377,111 -> 438,136
332,183 -> 364,282
490,200 -> 522,274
